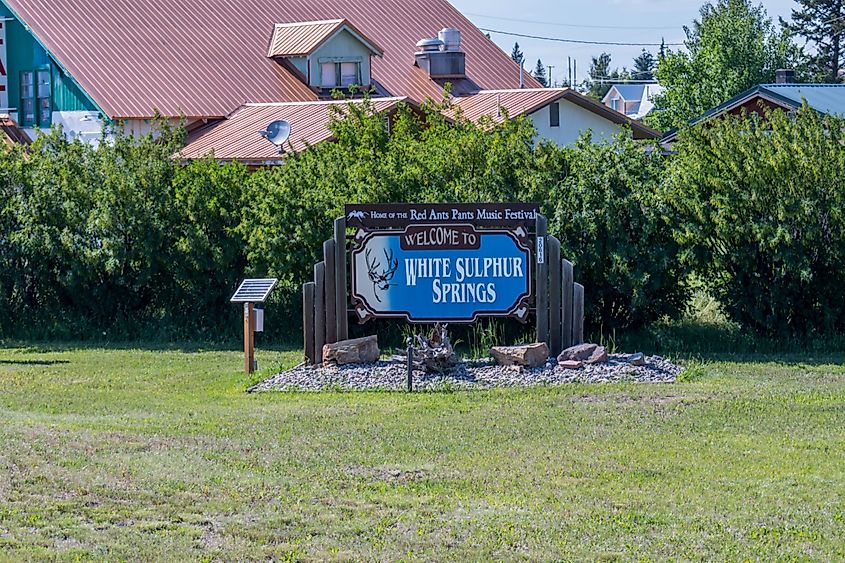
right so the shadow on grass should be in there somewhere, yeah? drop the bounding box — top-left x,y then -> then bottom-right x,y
0,359 -> 71,365
614,320 -> 845,365
0,340 -> 302,355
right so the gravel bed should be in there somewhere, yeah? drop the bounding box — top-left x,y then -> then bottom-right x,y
249,354 -> 683,392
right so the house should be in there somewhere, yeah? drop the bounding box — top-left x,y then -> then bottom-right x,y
601,83 -> 664,120
662,71 -> 845,144
0,0 -> 657,159
452,88 -> 659,146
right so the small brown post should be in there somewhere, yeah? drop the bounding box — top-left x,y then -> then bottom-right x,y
561,259 -> 574,349
244,302 -> 255,374
535,215 -> 549,346
573,283 -> 585,345
323,240 -> 337,344
548,236 -> 562,356
334,217 -> 348,341
303,282 -> 316,364
314,262 -> 326,365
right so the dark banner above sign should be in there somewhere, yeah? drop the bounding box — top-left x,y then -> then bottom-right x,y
345,203 -> 539,230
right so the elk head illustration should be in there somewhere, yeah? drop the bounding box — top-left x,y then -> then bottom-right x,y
365,247 -> 399,302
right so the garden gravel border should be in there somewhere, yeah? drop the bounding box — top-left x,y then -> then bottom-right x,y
249,354 -> 683,392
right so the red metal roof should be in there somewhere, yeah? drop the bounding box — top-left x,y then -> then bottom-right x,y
267,19 -> 382,58
180,97 -> 408,162
5,0 -> 539,119
453,88 -> 661,139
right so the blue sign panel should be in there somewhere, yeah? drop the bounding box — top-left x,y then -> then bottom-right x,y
351,225 -> 531,323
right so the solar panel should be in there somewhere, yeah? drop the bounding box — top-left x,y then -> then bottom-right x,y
230,278 -> 278,303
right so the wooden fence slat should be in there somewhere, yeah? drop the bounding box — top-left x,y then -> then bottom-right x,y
548,236 -> 561,356
323,239 -> 337,344
573,283 -> 585,345
561,259 -> 574,350
535,215 -> 549,347
303,282 -> 316,364
334,217 -> 348,341
314,262 -> 326,365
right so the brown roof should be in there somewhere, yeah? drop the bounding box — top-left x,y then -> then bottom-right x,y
267,19 -> 383,58
6,0 -> 539,119
180,97 -> 408,162
0,116 -> 31,146
453,88 -> 661,139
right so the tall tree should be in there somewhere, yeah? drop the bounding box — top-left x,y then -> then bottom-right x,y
633,49 -> 656,80
651,0 -> 797,130
511,42 -> 524,64
586,53 -> 618,99
788,0 -> 845,82
533,59 -> 548,87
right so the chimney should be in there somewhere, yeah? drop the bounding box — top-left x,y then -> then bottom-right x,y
776,69 -> 795,84
415,28 -> 466,79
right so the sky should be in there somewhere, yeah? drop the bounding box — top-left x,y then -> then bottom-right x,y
450,0 -> 798,86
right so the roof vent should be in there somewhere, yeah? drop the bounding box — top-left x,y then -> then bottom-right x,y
415,28 -> 465,79
438,27 -> 461,52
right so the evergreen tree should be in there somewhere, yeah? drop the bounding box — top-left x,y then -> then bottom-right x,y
788,0 -> 845,82
511,42 -> 524,63
533,59 -> 548,87
633,49 -> 657,80
587,52 -> 615,99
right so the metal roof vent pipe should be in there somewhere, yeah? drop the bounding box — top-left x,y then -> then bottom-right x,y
438,27 -> 461,52
415,30 -> 465,79
776,69 -> 795,84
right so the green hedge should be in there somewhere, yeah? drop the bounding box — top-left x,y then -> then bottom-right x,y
665,104 -> 845,335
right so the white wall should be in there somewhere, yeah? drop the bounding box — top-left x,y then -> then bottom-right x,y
530,99 -> 622,146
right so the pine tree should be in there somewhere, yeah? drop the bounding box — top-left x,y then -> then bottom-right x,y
511,42 -> 524,63
586,52 -> 615,99
633,49 -> 656,80
788,0 -> 845,82
533,59 -> 548,87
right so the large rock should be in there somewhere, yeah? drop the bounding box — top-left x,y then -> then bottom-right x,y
322,335 -> 379,365
490,342 -> 549,368
557,343 -> 608,365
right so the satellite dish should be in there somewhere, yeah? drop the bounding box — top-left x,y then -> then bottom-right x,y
259,120 -> 291,154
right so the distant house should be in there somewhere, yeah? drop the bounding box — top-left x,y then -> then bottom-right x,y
601,83 -> 664,120
0,0 -> 657,162
662,72 -> 845,144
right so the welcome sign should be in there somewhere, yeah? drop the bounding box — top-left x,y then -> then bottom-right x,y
347,204 -> 537,323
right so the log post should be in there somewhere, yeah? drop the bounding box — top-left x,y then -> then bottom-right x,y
535,215 -> 549,347
548,236 -> 561,356
323,240 -> 337,344
303,282 -> 316,364
561,259 -> 574,349
573,283 -> 585,345
334,217 -> 348,341
244,302 -> 255,374
314,262 -> 326,366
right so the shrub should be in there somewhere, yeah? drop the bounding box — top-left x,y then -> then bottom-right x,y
521,134 -> 690,330
665,105 -> 845,335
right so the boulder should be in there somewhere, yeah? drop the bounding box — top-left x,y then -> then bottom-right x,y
558,360 -> 583,370
628,352 -> 645,366
585,346 -> 608,364
557,343 -> 598,362
322,335 -> 379,365
490,342 -> 549,368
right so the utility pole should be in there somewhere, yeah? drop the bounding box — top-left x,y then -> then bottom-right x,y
548,65 -> 554,87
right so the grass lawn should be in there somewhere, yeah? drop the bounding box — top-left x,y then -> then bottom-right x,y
1,341 -> 844,560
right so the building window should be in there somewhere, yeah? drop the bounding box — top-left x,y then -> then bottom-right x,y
549,102 -> 560,128
19,71 -> 35,126
37,68 -> 52,126
319,61 -> 362,88
610,97 -> 619,111
19,67 -> 51,127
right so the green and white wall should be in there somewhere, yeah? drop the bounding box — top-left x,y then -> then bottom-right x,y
0,2 -> 104,140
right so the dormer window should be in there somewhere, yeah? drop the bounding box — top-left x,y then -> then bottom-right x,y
320,60 -> 362,88
267,19 -> 383,93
